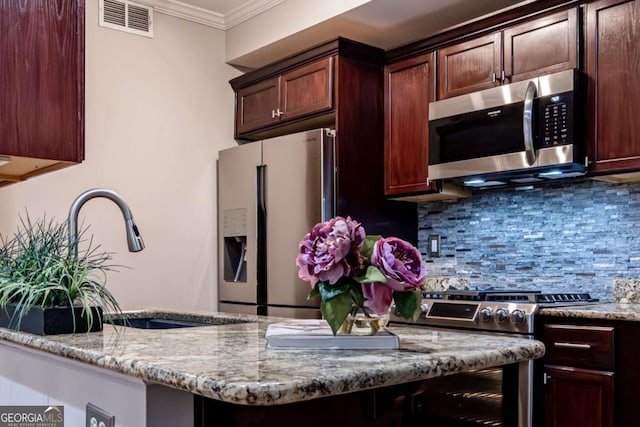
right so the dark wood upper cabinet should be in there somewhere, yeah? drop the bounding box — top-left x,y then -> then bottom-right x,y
0,0 -> 84,186
384,53 -> 439,196
437,33 -> 501,100
281,58 -> 333,122
230,38 -> 418,243
504,8 -> 578,83
586,0 -> 640,175
236,78 -> 280,135
437,8 -> 578,100
233,56 -> 333,138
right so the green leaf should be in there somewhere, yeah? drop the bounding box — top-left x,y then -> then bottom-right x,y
320,291 -> 352,335
361,235 -> 382,259
393,290 -> 422,321
307,286 -> 320,300
349,283 -> 366,307
353,265 -> 387,284
317,279 -> 350,301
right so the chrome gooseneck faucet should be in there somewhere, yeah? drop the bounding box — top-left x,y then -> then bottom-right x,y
68,188 -> 145,258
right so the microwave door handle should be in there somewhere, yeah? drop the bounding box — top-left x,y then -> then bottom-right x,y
523,80 -> 537,166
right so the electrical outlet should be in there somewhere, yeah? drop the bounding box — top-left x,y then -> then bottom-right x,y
428,235 -> 441,257
86,403 -> 115,427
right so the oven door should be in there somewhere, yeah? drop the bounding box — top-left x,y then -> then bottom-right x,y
388,322 -> 534,427
409,361 -> 531,427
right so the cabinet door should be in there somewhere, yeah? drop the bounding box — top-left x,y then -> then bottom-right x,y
236,77 -> 280,134
437,33 -> 501,99
544,365 -> 613,427
384,53 -> 438,195
503,8 -> 578,83
281,57 -> 333,122
586,0 -> 640,173
0,0 -> 83,162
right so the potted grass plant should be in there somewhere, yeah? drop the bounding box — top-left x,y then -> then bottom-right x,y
0,213 -> 122,335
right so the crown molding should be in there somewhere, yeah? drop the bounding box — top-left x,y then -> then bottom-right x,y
225,0 -> 285,29
138,0 -> 284,30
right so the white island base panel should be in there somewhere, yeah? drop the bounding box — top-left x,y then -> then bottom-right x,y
0,342 -> 193,427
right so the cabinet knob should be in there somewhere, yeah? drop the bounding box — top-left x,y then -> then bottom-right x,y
271,108 -> 283,118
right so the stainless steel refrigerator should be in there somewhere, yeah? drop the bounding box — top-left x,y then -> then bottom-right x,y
217,129 -> 335,318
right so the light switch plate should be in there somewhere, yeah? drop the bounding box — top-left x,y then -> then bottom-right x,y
428,235 -> 441,257
86,403 -> 115,427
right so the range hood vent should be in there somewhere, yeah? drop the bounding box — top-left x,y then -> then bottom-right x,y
457,168 -> 586,190
100,0 -> 153,38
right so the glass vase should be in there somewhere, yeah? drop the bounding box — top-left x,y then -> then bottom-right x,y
339,307 -> 389,336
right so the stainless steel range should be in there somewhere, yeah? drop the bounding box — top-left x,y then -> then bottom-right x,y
389,288 -> 597,427
391,288 -> 597,334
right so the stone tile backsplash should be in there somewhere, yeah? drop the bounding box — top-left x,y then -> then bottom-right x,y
417,178 -> 640,301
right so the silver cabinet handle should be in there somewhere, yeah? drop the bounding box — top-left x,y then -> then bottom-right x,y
491,72 -> 497,83
271,108 -> 282,118
523,80 -> 537,166
554,342 -> 592,350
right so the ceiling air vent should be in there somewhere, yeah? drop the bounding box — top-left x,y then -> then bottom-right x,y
100,0 -> 153,38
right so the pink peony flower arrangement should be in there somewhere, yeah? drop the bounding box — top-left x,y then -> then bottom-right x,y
296,216 -> 425,335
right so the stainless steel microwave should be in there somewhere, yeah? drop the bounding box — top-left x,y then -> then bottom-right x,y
428,69 -> 585,188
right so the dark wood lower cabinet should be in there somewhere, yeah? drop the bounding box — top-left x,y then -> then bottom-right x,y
536,317 -> 640,427
194,383 -> 413,427
194,365 -> 521,427
544,365 -> 613,427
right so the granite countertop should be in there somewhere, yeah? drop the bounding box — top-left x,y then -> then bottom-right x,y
0,309 -> 544,406
540,302 -> 640,322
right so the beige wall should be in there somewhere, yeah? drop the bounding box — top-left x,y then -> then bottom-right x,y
225,0 -> 370,67
0,0 -> 240,311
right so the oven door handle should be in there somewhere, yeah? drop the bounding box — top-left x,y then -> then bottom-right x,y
523,80 -> 537,166
553,341 -> 592,350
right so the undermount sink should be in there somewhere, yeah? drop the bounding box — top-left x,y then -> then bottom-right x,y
105,314 -> 254,330
108,318 -> 211,329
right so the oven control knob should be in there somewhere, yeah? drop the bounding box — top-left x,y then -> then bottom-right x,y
420,304 -> 429,316
495,308 -> 510,323
510,309 -> 527,325
391,305 -> 400,316
479,307 -> 493,322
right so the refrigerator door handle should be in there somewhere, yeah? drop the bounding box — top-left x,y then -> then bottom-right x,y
321,130 -> 337,221
256,164 -> 268,314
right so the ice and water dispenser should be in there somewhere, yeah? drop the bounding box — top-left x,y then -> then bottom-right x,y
222,208 -> 247,283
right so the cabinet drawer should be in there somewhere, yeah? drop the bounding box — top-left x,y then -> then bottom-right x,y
543,324 -> 614,370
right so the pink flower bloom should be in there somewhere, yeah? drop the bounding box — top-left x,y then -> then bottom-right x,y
362,282 -> 393,315
296,216 -> 365,288
363,237 -> 426,315
371,237 -> 426,291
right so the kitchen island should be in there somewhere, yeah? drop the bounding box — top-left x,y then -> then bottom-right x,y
0,310 -> 544,426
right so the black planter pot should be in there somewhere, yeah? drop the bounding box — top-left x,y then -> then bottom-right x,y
0,304 -> 103,335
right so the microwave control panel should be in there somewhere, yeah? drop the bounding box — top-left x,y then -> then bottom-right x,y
540,92 -> 573,146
